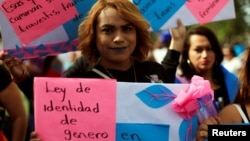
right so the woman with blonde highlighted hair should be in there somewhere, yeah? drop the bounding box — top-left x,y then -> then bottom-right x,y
78,0 -> 153,63
65,0 -> 186,83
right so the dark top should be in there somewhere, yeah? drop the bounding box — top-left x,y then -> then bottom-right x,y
214,82 -> 230,111
63,50 -> 180,83
80,61 -> 170,83
17,75 -> 34,102
0,65 -> 12,92
63,55 -> 93,77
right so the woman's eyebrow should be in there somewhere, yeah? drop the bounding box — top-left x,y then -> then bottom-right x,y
121,23 -> 133,28
101,23 -> 133,28
101,24 -> 115,28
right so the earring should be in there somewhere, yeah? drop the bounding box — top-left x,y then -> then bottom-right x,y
187,59 -> 190,64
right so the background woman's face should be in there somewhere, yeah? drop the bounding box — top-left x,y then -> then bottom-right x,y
188,34 -> 215,73
95,7 -> 137,64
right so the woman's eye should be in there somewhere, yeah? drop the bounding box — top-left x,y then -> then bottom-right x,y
195,48 -> 203,53
102,28 -> 113,34
123,26 -> 134,32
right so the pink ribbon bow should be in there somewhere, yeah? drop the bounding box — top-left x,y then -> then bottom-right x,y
172,75 -> 214,120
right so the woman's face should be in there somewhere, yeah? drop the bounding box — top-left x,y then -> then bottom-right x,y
188,34 -> 215,73
95,7 -> 137,66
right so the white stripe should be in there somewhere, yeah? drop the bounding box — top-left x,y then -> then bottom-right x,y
234,104 -> 249,123
92,68 -> 111,79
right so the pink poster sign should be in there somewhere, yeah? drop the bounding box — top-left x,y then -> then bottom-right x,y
34,77 -> 117,141
0,0 -> 78,45
186,0 -> 230,24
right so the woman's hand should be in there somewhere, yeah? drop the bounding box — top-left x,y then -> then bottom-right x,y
196,116 -> 221,141
169,19 -> 186,52
0,51 -> 28,82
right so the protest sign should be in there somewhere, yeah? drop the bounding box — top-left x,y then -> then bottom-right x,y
0,0 -> 78,45
0,0 -> 96,58
0,0 -> 235,58
116,82 -> 198,141
135,0 -> 235,30
34,77 -> 202,141
34,77 -> 117,141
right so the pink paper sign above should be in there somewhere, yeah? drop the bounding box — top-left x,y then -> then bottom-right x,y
186,0 -> 230,24
34,77 -> 117,141
0,0 -> 78,45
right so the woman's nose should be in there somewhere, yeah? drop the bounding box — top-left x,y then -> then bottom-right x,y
113,32 -> 125,43
201,50 -> 208,57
